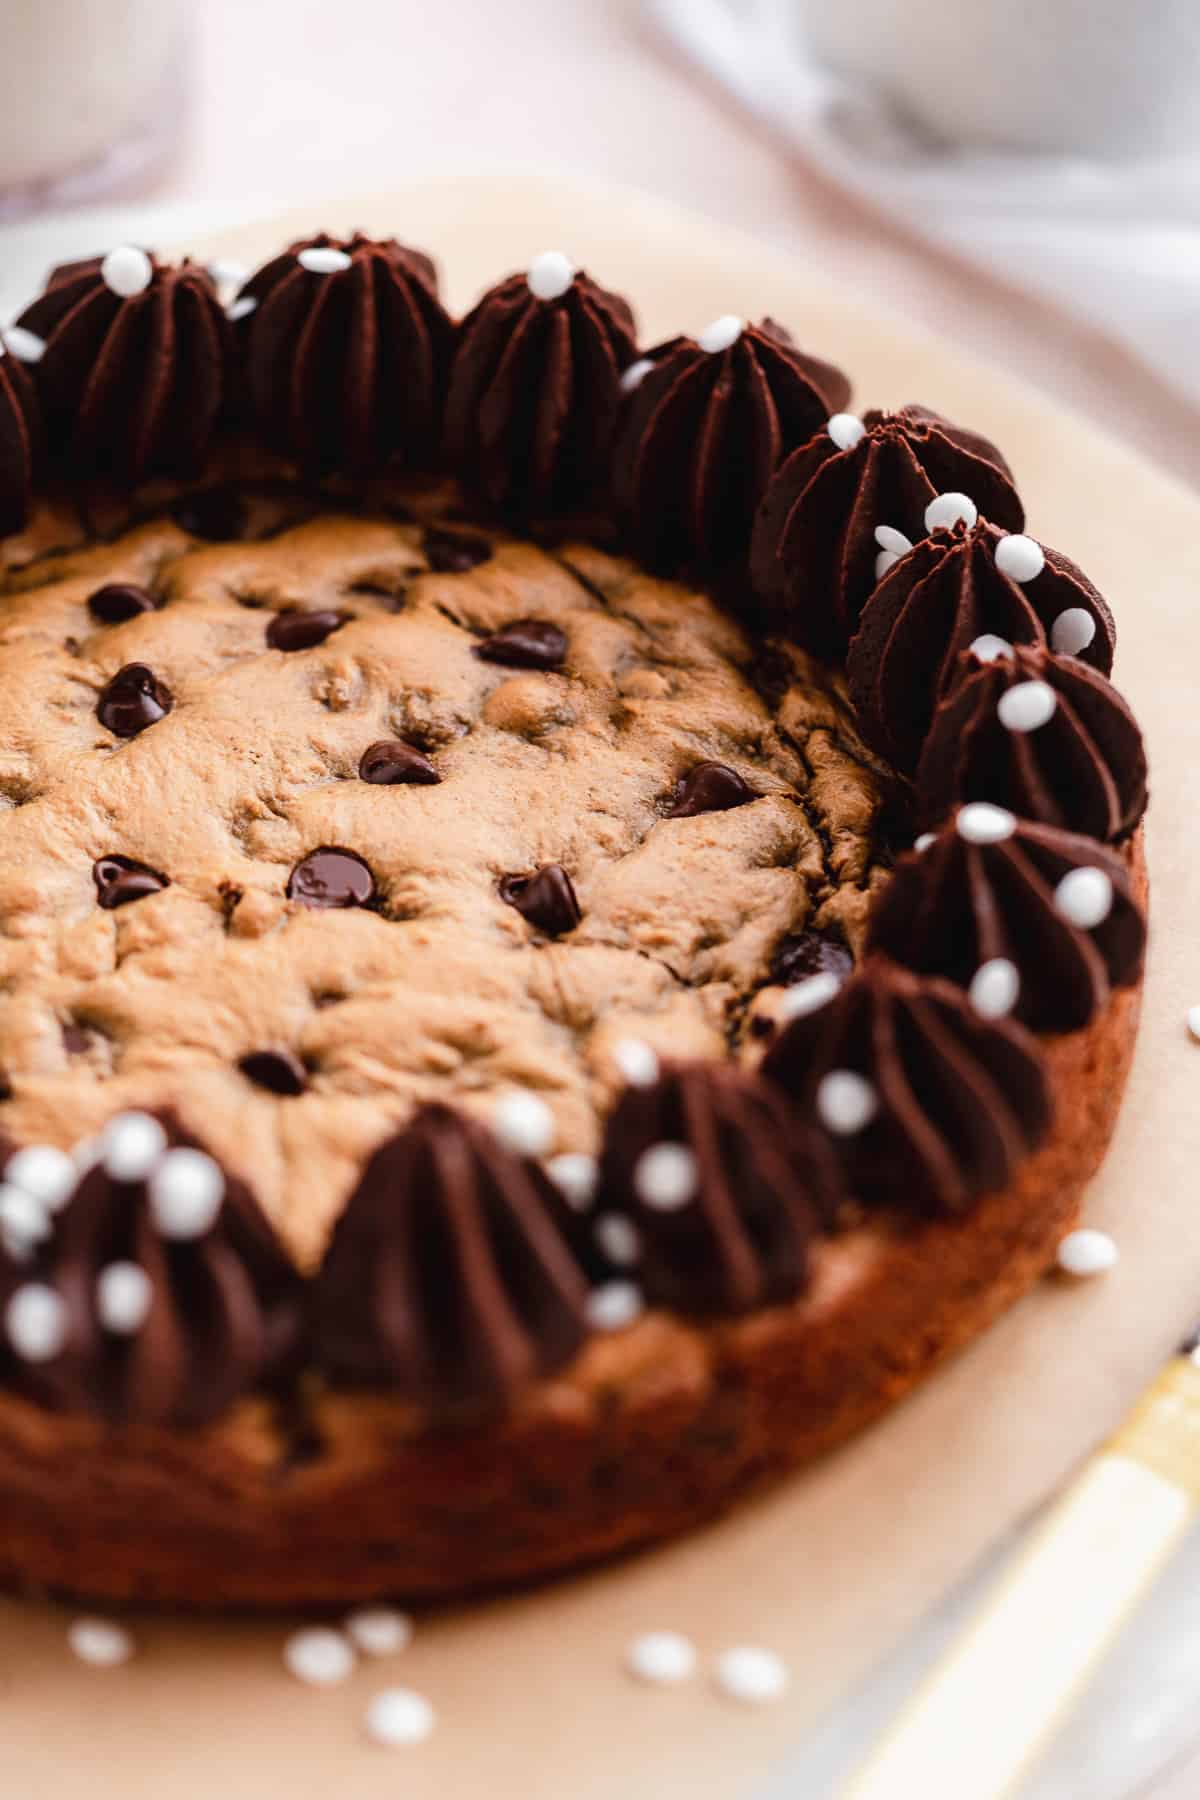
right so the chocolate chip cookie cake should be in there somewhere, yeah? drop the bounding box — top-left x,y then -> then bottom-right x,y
0,237 -> 1148,1607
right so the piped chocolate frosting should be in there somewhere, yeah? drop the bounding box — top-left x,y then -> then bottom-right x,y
0,341 -> 43,533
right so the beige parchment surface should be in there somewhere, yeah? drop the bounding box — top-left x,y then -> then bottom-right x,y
2,172 -> 1198,1800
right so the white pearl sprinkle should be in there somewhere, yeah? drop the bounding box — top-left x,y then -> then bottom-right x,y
148,1148 -> 224,1240
547,1152 -> 599,1212
345,1607 -> 414,1658
595,1213 -> 641,1267
994,534 -> 1046,583
1054,866 -> 1113,930
874,524 -> 913,556
925,492 -> 977,533
586,1280 -> 645,1333
364,1688 -> 436,1747
101,1112 -> 167,1183
956,802 -> 1017,845
969,958 -> 1020,1021
96,1262 -> 153,1335
634,1143 -> 698,1211
68,1617 -> 135,1668
613,1038 -> 660,1088
914,832 -> 937,852
206,258 -> 248,288
1056,1229 -> 1118,1277
627,1631 -> 698,1686
697,314 -> 743,354
526,250 -> 574,301
1051,607 -> 1097,657
0,1184 -> 52,1249
620,357 -> 654,394
715,1646 -> 790,1705
101,246 -> 153,297
778,971 -> 842,1022
297,245 -> 352,275
493,1090 -> 556,1158
817,1070 -> 878,1136
5,1143 -> 77,1210
226,295 -> 257,323
826,412 -> 865,451
997,680 -> 1057,734
283,1627 -> 356,1687
1186,1005 -> 1200,1043
969,634 -> 1014,663
875,549 -> 902,580
5,1283 -> 68,1362
3,324 -> 45,363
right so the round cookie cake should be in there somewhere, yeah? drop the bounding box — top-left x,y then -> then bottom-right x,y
0,237 -> 1148,1607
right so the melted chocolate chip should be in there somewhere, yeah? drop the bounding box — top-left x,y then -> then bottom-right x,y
92,855 -> 169,909
171,488 -> 248,541
287,849 -> 375,910
358,740 -> 441,785
239,1049 -> 308,1096
266,610 -> 345,652
422,526 -> 492,573
61,1023 -> 91,1054
87,583 -> 160,625
668,762 -> 757,818
475,620 -> 567,671
499,865 -> 581,936
96,664 -> 172,738
771,929 -> 854,986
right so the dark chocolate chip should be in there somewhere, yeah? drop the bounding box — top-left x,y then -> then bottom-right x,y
422,526 -> 492,573
668,762 -> 756,818
96,663 -> 172,738
266,610 -> 345,652
171,488 -> 248,541
92,855 -> 169,909
771,929 -> 854,986
475,620 -> 567,670
239,1049 -> 308,1096
499,865 -> 581,937
358,740 -> 441,785
61,1024 -> 91,1054
287,849 -> 375,910
87,583 -> 160,625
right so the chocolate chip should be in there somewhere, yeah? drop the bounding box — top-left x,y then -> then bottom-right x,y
239,1049 -> 308,1096
771,929 -> 853,986
358,740 -> 441,785
96,663 -> 172,738
499,865 -> 581,936
475,620 -> 567,670
668,762 -> 756,818
87,583 -> 160,624
287,849 -> 375,910
61,1024 -> 91,1054
422,526 -> 492,573
92,855 -> 169,909
266,610 -> 345,652
171,488 -> 248,541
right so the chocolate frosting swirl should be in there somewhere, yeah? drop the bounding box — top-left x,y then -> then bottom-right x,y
751,405 -> 1024,659
613,318 -> 851,577
0,1113 -> 302,1427
0,341 -> 43,533
867,814 -> 1146,1034
314,1104 -> 589,1412
17,253 -> 230,485
443,263 -> 637,520
847,520 -> 1116,772
596,1062 -> 840,1313
916,643 -> 1148,843
762,958 -> 1052,1215
239,233 -> 454,475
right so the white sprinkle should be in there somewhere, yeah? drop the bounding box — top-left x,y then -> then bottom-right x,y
493,1090 -> 555,1158
969,958 -> 1020,1021
101,1112 -> 167,1183
1051,607 -> 1097,657
994,534 -> 1046,583
0,1184 -> 51,1249
586,1280 -> 644,1333
3,324 -> 45,363
969,634 -> 1014,663
627,1631 -> 698,1686
595,1213 -> 641,1267
914,832 -> 936,852
283,1627 -> 356,1687
101,246 -> 153,297
925,492 -> 977,533
68,1618 -> 135,1668
634,1143 -> 698,1211
620,357 -> 654,394
715,1646 -> 790,1705
364,1688 -> 436,1747
148,1148 -> 224,1239
997,680 -> 1057,734
206,258 -> 248,288
817,1070 -> 877,1136
826,412 -> 865,452
227,295 -> 257,323
1186,1005 -> 1200,1043
875,549 -> 901,580
5,1284 -> 68,1362
875,524 -> 913,555
5,1144 -> 76,1210
956,802 -> 1017,845
526,250 -> 574,301
613,1038 -> 660,1088
1056,1229 -> 1118,1278
298,245 -> 352,275
697,314 -> 743,354
547,1152 -> 598,1212
345,1607 -> 413,1658
1054,866 -> 1113,930
778,971 -> 842,1022
96,1262 -> 153,1335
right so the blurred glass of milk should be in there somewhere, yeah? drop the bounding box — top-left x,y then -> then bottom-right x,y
0,0 -> 185,215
